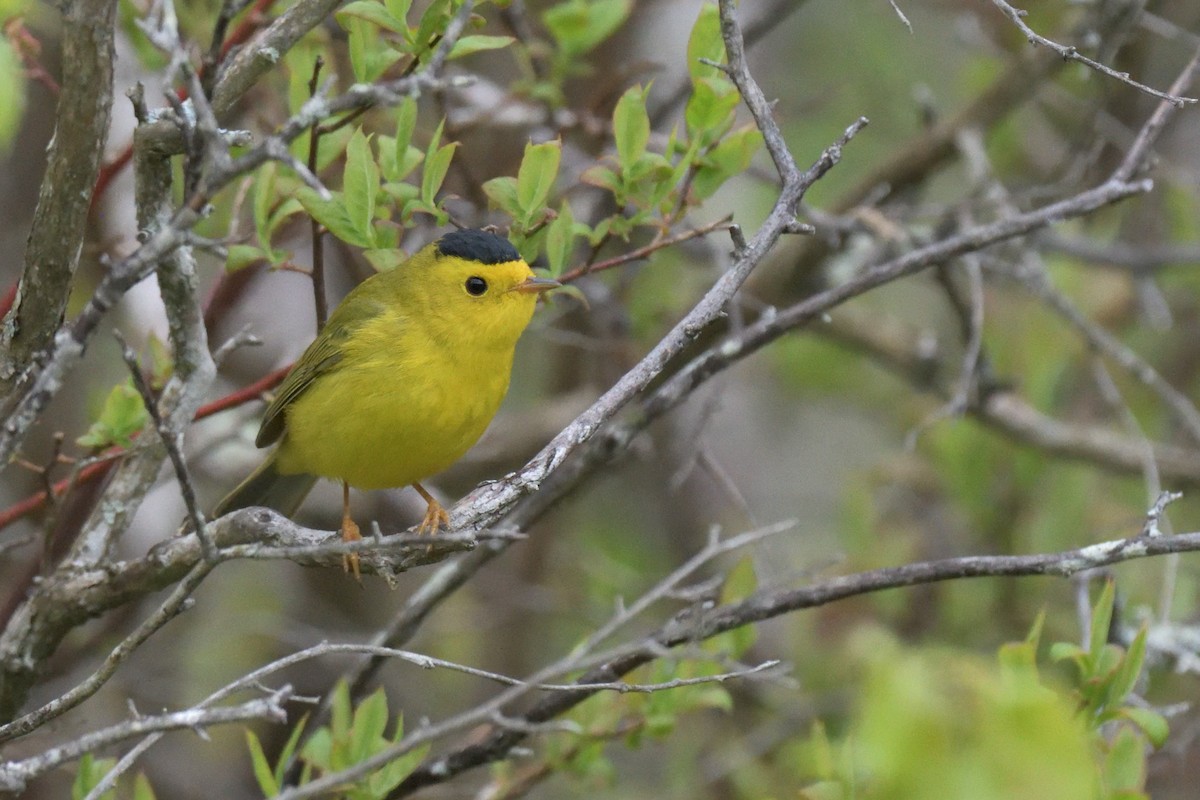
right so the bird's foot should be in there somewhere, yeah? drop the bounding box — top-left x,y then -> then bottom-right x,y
417,499 -> 450,536
341,516 -> 362,581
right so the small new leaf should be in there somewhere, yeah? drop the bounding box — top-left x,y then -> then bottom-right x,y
76,380 -> 148,449
246,730 -> 279,795
543,0 -> 632,58
516,139 -> 562,226
448,34 -> 515,60
482,175 -> 520,217
343,128 -> 379,244
298,189 -> 373,248
337,0 -> 407,34
613,84 -> 650,176
420,120 -> 458,208
686,3 -> 725,79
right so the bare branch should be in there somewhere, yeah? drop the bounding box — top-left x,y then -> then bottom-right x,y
390,519 -> 1200,795
988,0 -> 1197,106
0,687 -> 290,794
0,0 -> 118,398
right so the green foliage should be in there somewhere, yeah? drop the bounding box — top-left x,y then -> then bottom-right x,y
71,754 -> 157,800
541,0 -> 632,93
336,0 -> 514,84
497,655 -> 737,795
76,380 -> 148,450
703,556 -> 758,659
1049,580 -> 1168,749
0,36 -> 24,154
572,5 -> 761,236
483,138 -> 563,260
791,592 -> 1166,800
73,755 -> 117,800
249,682 -> 428,799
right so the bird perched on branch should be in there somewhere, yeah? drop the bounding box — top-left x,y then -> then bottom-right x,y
215,228 -> 559,576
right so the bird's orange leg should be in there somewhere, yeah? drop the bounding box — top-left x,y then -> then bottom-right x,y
412,482 -> 449,535
340,480 -> 361,580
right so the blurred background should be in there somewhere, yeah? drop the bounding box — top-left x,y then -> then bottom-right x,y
3,0 -> 1200,797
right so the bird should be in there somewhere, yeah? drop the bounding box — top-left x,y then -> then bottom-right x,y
214,228 -> 559,576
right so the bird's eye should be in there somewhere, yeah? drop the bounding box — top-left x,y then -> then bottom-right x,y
465,276 -> 488,296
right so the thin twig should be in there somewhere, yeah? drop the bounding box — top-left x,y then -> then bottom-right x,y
0,562 -> 215,744
114,332 -> 214,560
0,687 -> 290,794
988,0 -> 1197,106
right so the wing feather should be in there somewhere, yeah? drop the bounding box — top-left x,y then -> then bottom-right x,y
255,294 -> 389,448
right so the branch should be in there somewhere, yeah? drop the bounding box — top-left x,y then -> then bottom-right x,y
0,0 -> 118,399
988,0 -> 1197,106
0,687 -> 290,794
0,511 -> 491,731
390,514 -> 1200,794
818,308 -> 1200,486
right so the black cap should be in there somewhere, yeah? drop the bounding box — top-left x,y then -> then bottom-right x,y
435,229 -> 521,265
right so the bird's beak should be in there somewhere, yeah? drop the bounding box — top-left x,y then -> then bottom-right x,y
509,276 -> 561,294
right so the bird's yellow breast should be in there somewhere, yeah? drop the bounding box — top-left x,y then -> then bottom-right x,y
273,306 -> 516,490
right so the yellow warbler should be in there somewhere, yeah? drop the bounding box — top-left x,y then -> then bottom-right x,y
215,229 -> 558,574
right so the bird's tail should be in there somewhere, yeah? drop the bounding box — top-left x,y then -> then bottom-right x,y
213,452 -> 318,518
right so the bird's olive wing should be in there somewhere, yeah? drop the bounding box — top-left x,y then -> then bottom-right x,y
254,295 -> 387,448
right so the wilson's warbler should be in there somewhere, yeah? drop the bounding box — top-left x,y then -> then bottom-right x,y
215,229 -> 558,574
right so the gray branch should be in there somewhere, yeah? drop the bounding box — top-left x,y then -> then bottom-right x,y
0,687 -> 290,794
0,0 -> 118,398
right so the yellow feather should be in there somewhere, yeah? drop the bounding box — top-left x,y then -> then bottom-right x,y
215,231 -> 555,520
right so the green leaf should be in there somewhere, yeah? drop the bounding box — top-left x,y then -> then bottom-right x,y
226,244 -> 269,273
72,754 -> 117,800
449,34 -> 515,59
544,201 -> 578,276
316,125 -> 357,173
543,0 -> 631,58
253,162 -> 278,250
693,127 -> 762,199
377,97 -> 422,182
1120,707 -> 1169,748
685,77 -> 739,142
0,38 -> 27,155
420,120 -> 458,208
580,165 -> 621,194
686,3 -> 725,79
350,687 -> 389,765
482,175 -> 520,216
337,0 -> 408,34
516,139 -> 562,224
300,728 -> 333,771
613,84 -> 650,175
346,17 -> 399,82
246,730 -> 280,796
998,610 -> 1044,681
76,381 -> 148,449
331,681 -> 352,741
412,0 -> 451,53
274,714 -> 309,790
369,739 -> 429,795
132,773 -> 157,800
297,189 -> 373,248
267,198 -> 305,255
343,128 -> 379,244
1049,641 -> 1086,664
383,0 -> 411,24
1109,624 -> 1148,706
363,248 -> 410,273
146,333 -> 173,390
1090,579 -> 1116,663
382,181 -> 420,209
1104,727 -> 1146,792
